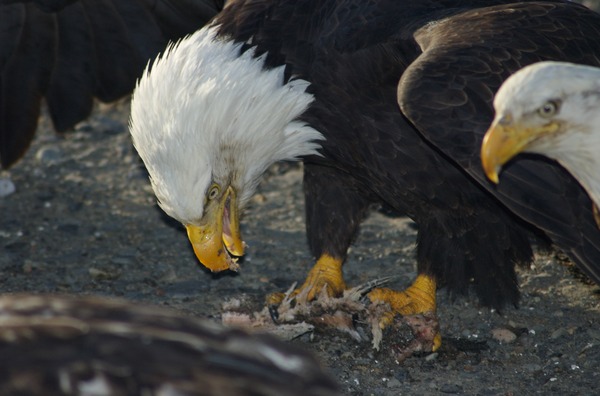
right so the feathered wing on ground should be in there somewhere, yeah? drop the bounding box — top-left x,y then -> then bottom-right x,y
0,294 -> 340,396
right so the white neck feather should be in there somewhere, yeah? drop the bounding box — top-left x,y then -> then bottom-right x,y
536,95 -> 600,210
542,132 -> 600,209
130,26 -> 323,223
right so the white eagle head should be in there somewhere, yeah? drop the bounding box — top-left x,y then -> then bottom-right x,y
481,61 -> 600,208
129,26 -> 323,272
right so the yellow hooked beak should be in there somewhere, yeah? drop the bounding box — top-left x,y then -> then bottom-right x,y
481,117 -> 559,184
185,186 -> 245,272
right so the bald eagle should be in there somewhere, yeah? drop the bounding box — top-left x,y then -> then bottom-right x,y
129,0 -> 600,351
0,294 -> 339,396
481,61 -> 600,227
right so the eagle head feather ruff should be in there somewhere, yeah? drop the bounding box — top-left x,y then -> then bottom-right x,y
130,27 -> 323,272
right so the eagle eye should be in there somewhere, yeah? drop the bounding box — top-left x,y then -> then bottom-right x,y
207,184 -> 220,200
538,100 -> 560,118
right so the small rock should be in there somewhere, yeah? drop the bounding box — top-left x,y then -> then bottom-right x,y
508,320 -> 523,328
386,378 -> 401,388
425,352 -> 439,361
340,351 -> 354,360
551,328 -> 568,340
0,178 -> 16,197
22,260 -> 34,273
36,146 -> 63,166
111,256 -> 135,266
517,334 -> 535,348
88,267 -> 121,281
523,363 -> 542,372
491,328 -> 517,343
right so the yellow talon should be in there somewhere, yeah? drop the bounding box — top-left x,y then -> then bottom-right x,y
368,274 -> 441,351
267,254 -> 345,305
369,274 -> 436,316
297,254 -> 346,301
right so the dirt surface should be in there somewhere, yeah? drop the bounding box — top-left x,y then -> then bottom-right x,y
2,96 -> 599,395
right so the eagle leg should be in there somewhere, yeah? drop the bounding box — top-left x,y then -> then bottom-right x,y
266,163 -> 370,306
267,254 -> 346,305
368,274 -> 442,351
295,254 -> 346,302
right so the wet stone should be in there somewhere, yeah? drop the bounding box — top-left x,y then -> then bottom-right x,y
551,328 -> 568,340
36,146 -> 63,166
386,378 -> 401,388
89,267 -> 122,281
0,178 -> 16,197
523,363 -> 543,372
491,328 -> 518,344
111,256 -> 135,266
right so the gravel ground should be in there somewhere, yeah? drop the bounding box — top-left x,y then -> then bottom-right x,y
1,98 -> 599,395
3,2 -> 600,392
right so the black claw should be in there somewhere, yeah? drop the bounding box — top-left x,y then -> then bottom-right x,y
268,305 -> 280,324
353,276 -> 396,304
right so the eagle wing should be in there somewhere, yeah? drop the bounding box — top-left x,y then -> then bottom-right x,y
0,0 -> 224,168
397,2 -> 600,282
0,293 -> 340,395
